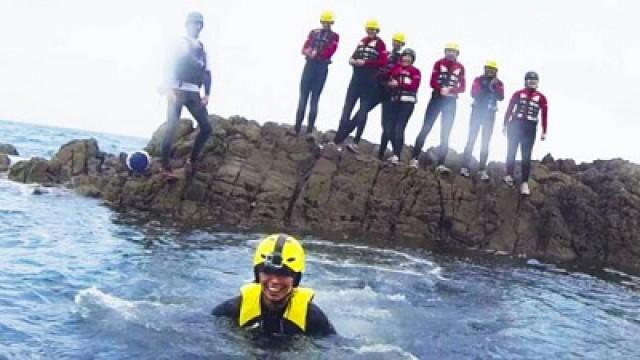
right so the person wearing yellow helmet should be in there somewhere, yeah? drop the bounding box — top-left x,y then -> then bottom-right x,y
409,42 -> 466,174
378,32 -> 407,160
332,19 -> 388,152
293,11 -> 340,137
459,60 -> 505,181
212,234 -> 336,336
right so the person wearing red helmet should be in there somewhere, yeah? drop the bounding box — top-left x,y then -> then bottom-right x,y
383,48 -> 421,165
332,19 -> 388,152
409,43 -> 466,174
294,11 -> 340,136
503,71 -> 548,196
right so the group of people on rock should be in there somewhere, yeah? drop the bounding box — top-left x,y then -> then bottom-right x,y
294,11 -> 549,195
158,11 -> 549,197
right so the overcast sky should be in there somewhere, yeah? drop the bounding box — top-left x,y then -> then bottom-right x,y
0,0 -> 638,163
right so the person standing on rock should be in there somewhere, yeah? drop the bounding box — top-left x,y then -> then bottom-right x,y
377,33 -> 407,160
293,11 -> 340,137
383,48 -> 421,165
409,43 -> 466,174
459,61 -> 504,181
503,71 -> 548,196
212,234 -> 336,337
160,11 -> 213,180
332,20 -> 388,152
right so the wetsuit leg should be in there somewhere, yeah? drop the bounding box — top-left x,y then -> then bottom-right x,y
334,74 -> 361,143
295,62 -> 314,134
505,121 -> 522,176
184,92 -> 213,163
438,97 -> 457,165
307,62 -> 329,134
378,98 -> 393,159
352,83 -> 383,144
161,92 -> 185,169
392,102 -> 414,157
462,106 -> 482,168
520,121 -> 537,182
412,94 -> 442,159
479,111 -> 496,170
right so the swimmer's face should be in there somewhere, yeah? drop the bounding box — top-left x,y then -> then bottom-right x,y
259,271 -> 294,303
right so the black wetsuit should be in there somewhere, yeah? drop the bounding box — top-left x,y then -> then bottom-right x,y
212,296 -> 336,337
161,38 -> 213,170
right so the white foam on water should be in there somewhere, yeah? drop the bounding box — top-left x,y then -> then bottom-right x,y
348,343 -> 419,360
73,286 -> 168,325
332,285 -> 408,303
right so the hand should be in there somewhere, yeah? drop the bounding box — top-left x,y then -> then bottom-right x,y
167,90 -> 177,103
349,58 -> 356,65
310,49 -> 318,58
201,95 -> 209,106
303,48 -> 312,57
389,79 -> 399,87
440,87 -> 451,96
541,133 -> 546,141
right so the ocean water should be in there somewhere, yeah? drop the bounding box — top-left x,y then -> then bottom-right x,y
1,119 -> 639,359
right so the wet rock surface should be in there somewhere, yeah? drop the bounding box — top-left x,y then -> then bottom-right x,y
8,115 -> 640,274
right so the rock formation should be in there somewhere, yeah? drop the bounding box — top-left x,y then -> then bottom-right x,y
7,115 -> 640,274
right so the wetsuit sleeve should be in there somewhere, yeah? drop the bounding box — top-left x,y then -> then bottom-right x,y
494,80 -> 505,101
322,32 -> 339,60
453,65 -> 466,94
540,94 -> 548,134
471,77 -> 482,99
305,303 -> 336,336
302,30 -> 314,55
430,60 -> 442,91
211,296 -> 241,318
504,91 -> 519,126
203,70 -> 211,96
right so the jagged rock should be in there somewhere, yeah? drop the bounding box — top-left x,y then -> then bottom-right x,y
8,158 -> 57,185
0,154 -> 10,172
6,115 -> 640,274
0,143 -> 18,156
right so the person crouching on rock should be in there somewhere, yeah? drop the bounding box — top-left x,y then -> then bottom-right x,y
503,71 -> 548,196
159,11 -> 214,180
212,234 -> 336,337
383,48 -> 421,166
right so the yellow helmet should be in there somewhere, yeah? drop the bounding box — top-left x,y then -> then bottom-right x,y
392,32 -> 406,43
253,234 -> 305,286
365,19 -> 380,31
320,10 -> 335,23
485,60 -> 498,70
445,42 -> 460,51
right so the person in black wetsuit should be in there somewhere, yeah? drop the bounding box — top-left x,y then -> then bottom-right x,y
212,234 -> 335,337
293,11 -> 340,137
159,11 -> 213,180
377,33 -> 406,160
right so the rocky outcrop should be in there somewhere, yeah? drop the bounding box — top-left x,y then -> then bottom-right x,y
7,115 -> 640,274
0,154 -> 10,172
0,143 -> 19,156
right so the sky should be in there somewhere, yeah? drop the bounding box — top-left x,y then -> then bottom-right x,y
0,0 -> 638,163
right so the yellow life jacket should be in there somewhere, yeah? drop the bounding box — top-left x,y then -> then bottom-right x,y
238,283 -> 314,332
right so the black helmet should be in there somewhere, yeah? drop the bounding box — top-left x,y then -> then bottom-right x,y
401,48 -> 416,63
525,71 -> 539,81
186,11 -> 204,25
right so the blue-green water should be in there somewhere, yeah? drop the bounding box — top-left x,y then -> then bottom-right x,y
1,119 -> 639,359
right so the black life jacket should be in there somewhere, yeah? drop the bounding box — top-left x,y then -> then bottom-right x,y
438,62 -> 462,88
175,38 -> 207,86
473,76 -> 499,111
515,91 -> 543,122
353,38 -> 381,61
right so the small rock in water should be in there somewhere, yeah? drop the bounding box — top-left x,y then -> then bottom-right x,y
527,258 -> 544,267
32,186 -> 48,195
